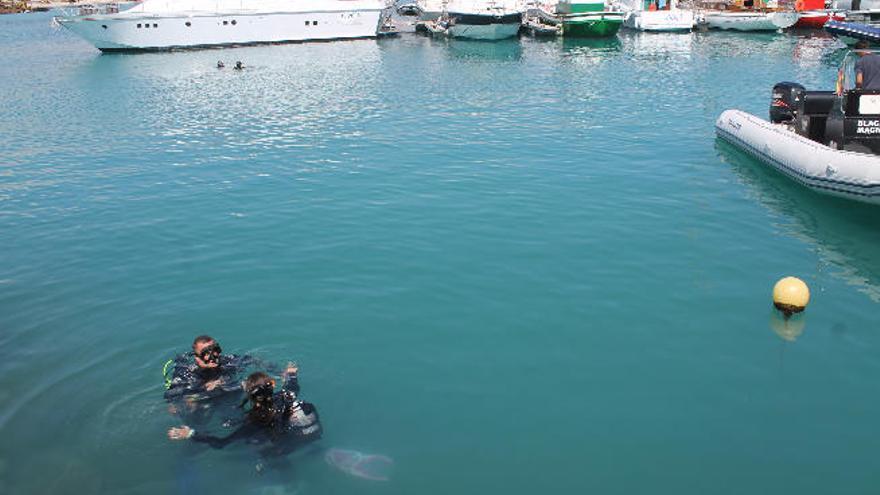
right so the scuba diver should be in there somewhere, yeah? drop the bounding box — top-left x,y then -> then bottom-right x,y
234,61 -> 244,70
163,335 -> 269,423
167,366 -> 322,454
217,60 -> 225,69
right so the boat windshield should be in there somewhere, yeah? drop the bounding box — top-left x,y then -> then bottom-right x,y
837,48 -> 880,94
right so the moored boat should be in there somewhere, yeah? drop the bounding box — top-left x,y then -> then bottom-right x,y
793,0 -> 845,28
702,10 -> 799,30
443,0 -> 523,40
557,0 -> 624,36
794,9 -> 846,28
825,19 -> 880,43
54,0 -> 387,51
715,51 -> 880,205
621,0 -> 695,31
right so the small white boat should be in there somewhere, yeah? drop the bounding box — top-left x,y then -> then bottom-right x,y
717,110 -> 880,204
54,0 -> 386,51
702,10 -> 798,30
715,52 -> 880,205
444,0 -> 523,40
621,0 -> 694,31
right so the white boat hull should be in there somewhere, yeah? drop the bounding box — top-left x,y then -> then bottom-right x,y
703,11 -> 798,31
57,8 -> 383,50
716,109 -> 880,205
447,21 -> 521,39
623,9 -> 694,31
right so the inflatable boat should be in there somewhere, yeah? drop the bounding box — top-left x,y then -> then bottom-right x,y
715,50 -> 880,205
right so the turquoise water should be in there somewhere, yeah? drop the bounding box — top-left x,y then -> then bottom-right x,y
3,10 -> 880,494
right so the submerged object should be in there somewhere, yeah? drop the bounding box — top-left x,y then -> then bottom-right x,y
53,0 -> 387,52
325,448 -> 395,481
770,309 -> 806,341
773,276 -> 811,316
715,51 -> 880,205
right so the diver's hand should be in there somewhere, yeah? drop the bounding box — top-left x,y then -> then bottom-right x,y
284,362 -> 298,376
168,426 -> 194,440
204,378 -> 222,391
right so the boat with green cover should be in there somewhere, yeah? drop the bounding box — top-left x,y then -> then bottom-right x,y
557,0 -> 623,37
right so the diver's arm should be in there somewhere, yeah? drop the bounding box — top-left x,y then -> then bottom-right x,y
281,362 -> 300,395
168,423 -> 257,449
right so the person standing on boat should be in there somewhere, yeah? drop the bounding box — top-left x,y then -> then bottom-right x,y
855,41 -> 880,91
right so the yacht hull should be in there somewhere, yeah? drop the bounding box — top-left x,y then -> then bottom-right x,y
703,11 -> 798,31
57,9 -> 384,51
623,9 -> 694,31
447,12 -> 522,39
561,12 -> 623,36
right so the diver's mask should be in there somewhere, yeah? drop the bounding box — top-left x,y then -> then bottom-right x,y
198,343 -> 222,364
250,383 -> 274,403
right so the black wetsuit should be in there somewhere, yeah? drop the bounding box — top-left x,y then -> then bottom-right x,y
164,352 -> 268,426
164,352 -> 266,400
190,374 -> 323,453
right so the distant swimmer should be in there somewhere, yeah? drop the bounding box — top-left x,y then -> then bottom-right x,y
217,60 -> 225,69
234,61 -> 244,70
168,366 -> 322,451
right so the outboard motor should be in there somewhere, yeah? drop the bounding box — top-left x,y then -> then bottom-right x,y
770,82 -> 806,123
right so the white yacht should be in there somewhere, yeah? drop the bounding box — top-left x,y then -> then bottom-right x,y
620,0 -> 694,31
54,0 -> 387,51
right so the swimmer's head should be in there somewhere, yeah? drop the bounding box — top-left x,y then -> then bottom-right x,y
193,335 -> 222,369
244,372 -> 276,409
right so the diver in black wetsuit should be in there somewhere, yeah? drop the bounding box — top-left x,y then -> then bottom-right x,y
167,367 -> 322,454
163,335 -> 265,422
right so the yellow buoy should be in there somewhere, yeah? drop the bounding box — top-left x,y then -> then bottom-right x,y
772,276 -> 810,316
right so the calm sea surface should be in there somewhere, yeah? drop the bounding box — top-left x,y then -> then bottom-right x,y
2,10 -> 880,495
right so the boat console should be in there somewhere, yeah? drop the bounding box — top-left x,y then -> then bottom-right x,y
769,50 -> 880,155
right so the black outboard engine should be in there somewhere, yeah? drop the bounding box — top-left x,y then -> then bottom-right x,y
770,82 -> 805,123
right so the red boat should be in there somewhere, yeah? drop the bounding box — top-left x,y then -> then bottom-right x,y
793,0 -> 845,28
